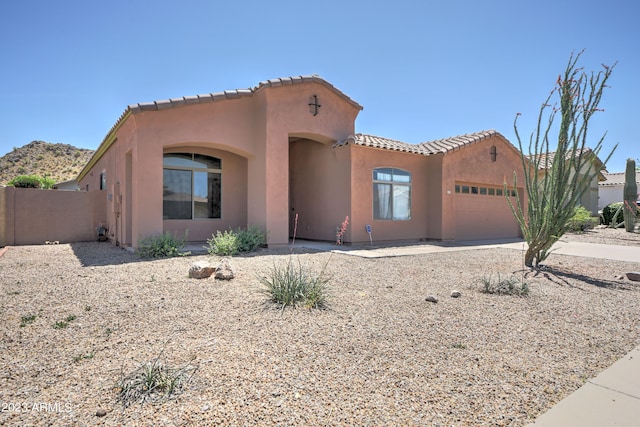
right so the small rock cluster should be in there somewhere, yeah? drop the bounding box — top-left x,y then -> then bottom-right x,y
425,290 -> 462,303
188,259 -> 235,280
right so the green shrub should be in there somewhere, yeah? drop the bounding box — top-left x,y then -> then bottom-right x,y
206,229 -> 239,256
8,174 -> 55,189
602,202 -> 624,226
236,225 -> 267,252
136,232 -> 190,258
206,226 -> 266,256
260,258 -> 330,310
566,206 -> 598,232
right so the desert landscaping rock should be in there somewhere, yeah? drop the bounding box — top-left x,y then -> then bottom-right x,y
626,272 -> 640,282
425,295 -> 438,303
451,290 -> 462,298
214,258 -> 235,280
188,261 -> 215,279
95,408 -> 107,417
1,227 -> 639,426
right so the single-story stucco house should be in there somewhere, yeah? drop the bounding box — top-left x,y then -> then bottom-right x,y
77,75 -> 527,249
599,171 -> 640,210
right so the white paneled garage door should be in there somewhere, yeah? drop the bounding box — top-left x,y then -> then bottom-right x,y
454,183 -> 522,241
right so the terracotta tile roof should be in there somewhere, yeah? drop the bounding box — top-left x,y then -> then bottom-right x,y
129,75 -> 362,113
333,134 -> 425,154
334,130 -> 503,156
79,75 -> 362,182
529,148 -> 600,170
419,129 -> 499,154
600,171 -> 640,186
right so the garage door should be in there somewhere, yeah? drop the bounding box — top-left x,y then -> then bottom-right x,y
454,183 -> 522,241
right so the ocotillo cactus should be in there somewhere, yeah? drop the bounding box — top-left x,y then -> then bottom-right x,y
623,158 -> 637,232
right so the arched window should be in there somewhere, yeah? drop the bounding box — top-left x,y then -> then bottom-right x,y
163,153 -> 221,219
373,168 -> 411,220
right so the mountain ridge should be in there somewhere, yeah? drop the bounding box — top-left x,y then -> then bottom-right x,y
0,141 -> 94,185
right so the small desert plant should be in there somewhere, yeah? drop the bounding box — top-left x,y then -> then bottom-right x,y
136,231 -> 190,258
479,274 -> 529,296
53,320 -> 69,329
53,314 -> 77,329
336,216 -> 349,245
206,225 -> 266,256
116,349 -> 197,407
260,258 -> 330,310
207,229 -> 239,256
260,214 -> 330,310
20,314 -> 37,327
73,352 -> 95,363
566,206 -> 598,232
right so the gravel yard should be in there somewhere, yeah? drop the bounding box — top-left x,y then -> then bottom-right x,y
1,228 -> 639,426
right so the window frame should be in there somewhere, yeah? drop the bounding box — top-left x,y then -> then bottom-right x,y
372,167 -> 412,221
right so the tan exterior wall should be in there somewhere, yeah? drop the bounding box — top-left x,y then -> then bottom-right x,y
289,138 -> 351,241
79,80 -> 360,248
348,145 -> 430,243
0,187 -> 105,246
441,136 -> 526,241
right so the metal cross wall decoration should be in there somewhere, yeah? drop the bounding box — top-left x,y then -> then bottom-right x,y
308,95 -> 321,116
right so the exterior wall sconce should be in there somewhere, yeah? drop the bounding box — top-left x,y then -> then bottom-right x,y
308,95 -> 321,116
490,145 -> 498,162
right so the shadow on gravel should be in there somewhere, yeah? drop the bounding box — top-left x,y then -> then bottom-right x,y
529,266 -> 637,291
69,241 -> 322,267
70,241 -> 143,266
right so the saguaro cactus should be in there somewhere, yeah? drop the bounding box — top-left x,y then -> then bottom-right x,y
623,158 -> 637,232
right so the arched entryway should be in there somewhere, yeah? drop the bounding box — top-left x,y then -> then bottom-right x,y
288,135 -> 350,241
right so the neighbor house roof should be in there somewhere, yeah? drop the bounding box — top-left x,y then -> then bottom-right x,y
334,129 -> 511,156
530,148 -> 607,180
600,171 -> 640,186
78,75 -> 362,182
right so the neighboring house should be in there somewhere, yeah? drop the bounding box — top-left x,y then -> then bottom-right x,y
531,149 -> 605,215
599,171 -> 640,209
53,179 -> 80,191
77,75 -> 527,249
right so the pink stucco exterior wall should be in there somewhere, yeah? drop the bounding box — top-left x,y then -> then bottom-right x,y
441,135 -> 527,241
75,77 -> 528,249
79,79 -> 360,248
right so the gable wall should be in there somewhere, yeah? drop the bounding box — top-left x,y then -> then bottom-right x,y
441,135 -> 526,240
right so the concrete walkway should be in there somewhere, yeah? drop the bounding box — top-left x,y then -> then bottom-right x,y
298,238 -> 640,425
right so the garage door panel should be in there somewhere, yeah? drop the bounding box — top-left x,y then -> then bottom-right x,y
455,192 -> 521,241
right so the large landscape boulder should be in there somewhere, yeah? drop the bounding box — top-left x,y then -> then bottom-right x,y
189,261 -> 216,279
215,259 -> 235,280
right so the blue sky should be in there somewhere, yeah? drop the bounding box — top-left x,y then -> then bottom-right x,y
1,0 -> 637,172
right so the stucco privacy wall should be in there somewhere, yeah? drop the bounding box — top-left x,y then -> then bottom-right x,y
0,187 -> 105,246
78,76 -> 361,248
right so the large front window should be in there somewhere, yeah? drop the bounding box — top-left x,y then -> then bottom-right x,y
373,168 -> 411,220
163,153 -> 221,219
